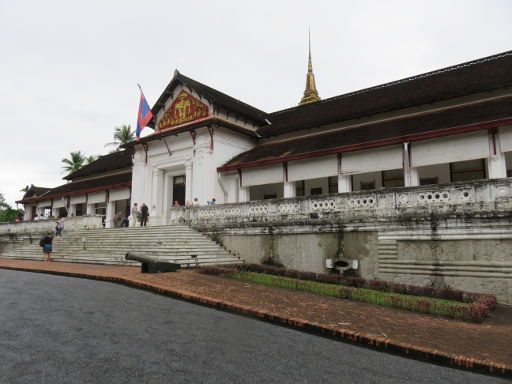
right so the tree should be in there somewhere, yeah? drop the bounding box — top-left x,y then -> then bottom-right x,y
105,124 -> 135,150
0,192 -> 23,223
84,155 -> 100,166
61,151 -> 85,174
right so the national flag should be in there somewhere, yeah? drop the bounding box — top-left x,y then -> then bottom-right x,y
136,85 -> 153,139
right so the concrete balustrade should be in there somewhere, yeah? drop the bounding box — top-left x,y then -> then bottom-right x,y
167,178 -> 512,225
0,215 -> 104,235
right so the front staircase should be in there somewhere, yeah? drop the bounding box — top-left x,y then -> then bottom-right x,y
0,225 -> 243,267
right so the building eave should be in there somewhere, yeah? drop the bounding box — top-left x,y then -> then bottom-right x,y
218,117 -> 512,172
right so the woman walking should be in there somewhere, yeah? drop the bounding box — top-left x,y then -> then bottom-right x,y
40,231 -> 54,262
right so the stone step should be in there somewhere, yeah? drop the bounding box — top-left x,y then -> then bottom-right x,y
0,224 -> 241,267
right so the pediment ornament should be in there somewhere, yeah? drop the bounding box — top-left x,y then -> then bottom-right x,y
158,91 -> 209,131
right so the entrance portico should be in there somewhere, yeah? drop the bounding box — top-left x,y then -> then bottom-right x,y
129,71 -> 265,225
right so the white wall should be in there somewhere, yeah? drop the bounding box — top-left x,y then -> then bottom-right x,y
132,125 -> 255,223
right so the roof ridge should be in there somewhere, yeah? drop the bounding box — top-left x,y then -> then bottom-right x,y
269,50 -> 512,117
176,72 -> 268,116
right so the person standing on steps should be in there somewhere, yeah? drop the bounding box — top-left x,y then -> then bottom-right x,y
55,218 -> 64,238
39,231 -> 54,262
113,211 -> 123,228
140,203 -> 149,227
130,203 -> 139,227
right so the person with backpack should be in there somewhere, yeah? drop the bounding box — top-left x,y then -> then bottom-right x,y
39,232 -> 54,262
140,203 -> 149,227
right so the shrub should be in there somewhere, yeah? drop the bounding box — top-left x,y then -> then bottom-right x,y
197,264 -> 497,322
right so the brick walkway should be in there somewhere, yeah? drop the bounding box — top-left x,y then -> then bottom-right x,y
0,259 -> 511,376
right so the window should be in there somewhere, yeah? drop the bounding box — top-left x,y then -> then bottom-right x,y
263,194 -> 277,200
382,169 -> 404,188
420,177 -> 439,186
173,175 -> 185,185
328,176 -> 338,194
295,180 -> 305,196
450,159 -> 486,182
75,204 -> 84,216
360,181 -> 375,191
310,187 -> 323,195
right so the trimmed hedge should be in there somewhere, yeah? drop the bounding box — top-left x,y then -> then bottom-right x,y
198,264 -> 497,322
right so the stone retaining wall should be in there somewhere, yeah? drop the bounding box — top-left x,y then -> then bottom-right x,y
169,179 -> 512,304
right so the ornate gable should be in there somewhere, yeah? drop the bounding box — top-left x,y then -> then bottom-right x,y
158,90 -> 209,131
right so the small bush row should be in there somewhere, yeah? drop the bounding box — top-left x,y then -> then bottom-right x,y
228,272 -> 479,321
225,264 -> 496,307
198,264 -> 497,322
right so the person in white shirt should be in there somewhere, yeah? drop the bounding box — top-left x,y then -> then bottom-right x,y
130,203 -> 139,227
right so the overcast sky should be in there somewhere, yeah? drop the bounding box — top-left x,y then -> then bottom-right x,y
1,0 -> 511,206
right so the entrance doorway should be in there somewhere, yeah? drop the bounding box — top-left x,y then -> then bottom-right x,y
173,175 -> 186,206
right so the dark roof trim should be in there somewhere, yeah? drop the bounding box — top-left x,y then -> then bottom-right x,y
150,70 -> 268,127
43,182 -> 131,200
16,186 -> 52,203
218,117 -> 512,172
18,181 -> 132,205
64,149 -> 133,180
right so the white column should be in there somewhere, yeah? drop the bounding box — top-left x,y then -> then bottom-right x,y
488,155 -> 507,179
86,204 -> 95,215
151,169 -> 165,225
105,200 -> 115,228
23,206 -> 31,221
68,204 -> 77,217
408,167 -> 420,186
191,141 -> 215,205
51,208 -> 59,218
226,176 -> 239,203
239,186 -> 250,202
338,174 -> 352,193
487,131 -> 507,179
283,181 -> 296,198
185,160 -> 193,204
162,174 -> 171,215
403,142 -> 420,187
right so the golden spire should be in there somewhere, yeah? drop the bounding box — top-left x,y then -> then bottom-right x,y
299,29 -> 321,105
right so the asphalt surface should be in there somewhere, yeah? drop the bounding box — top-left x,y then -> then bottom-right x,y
0,270 -> 507,384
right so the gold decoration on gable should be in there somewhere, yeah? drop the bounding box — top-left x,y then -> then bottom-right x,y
158,91 -> 209,131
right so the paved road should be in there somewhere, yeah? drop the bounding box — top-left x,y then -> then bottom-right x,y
0,270 -> 507,384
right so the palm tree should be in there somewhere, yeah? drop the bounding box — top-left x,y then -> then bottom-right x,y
84,155 -> 100,165
61,151 -> 85,174
105,124 -> 135,150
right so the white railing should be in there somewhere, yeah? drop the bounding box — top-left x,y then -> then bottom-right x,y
167,178 -> 512,225
0,215 -> 103,235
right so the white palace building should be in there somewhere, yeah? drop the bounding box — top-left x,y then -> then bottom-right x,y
18,49 -> 512,225
11,49 -> 512,302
